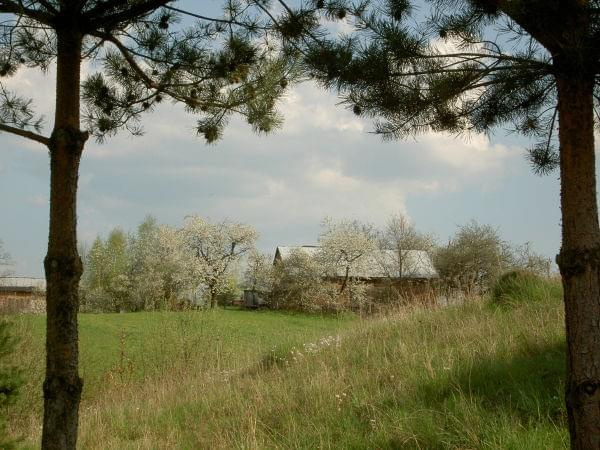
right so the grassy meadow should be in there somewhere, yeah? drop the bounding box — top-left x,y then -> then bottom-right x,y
5,278 -> 568,449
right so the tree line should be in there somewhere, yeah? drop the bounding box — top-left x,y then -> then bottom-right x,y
80,214 -> 551,313
80,215 -> 256,312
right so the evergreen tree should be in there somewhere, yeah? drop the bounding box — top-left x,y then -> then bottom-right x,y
268,0 -> 600,445
0,1 -> 293,447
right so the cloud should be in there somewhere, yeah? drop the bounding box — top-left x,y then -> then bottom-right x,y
2,67 -> 534,276
277,84 -> 365,134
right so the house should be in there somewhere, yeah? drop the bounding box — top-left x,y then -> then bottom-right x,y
0,277 -> 46,314
273,245 -> 439,304
273,246 -> 438,280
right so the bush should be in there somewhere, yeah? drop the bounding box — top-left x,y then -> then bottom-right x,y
0,319 -> 23,448
491,270 -> 561,307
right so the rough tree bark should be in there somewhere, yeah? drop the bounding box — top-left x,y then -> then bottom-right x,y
556,72 -> 600,449
42,26 -> 87,449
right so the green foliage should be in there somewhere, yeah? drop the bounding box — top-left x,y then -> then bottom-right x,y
81,216 -> 195,312
81,228 -> 132,312
491,270 -> 562,307
0,319 -> 23,448
215,276 -> 242,306
284,0 -> 600,175
0,3 -> 298,145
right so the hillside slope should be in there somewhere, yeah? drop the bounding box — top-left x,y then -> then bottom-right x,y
7,280 -> 566,448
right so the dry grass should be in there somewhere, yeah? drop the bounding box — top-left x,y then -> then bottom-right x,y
6,280 -> 567,448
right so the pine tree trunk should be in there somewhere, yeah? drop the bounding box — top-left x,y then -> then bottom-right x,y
555,75 -> 600,449
42,29 -> 86,450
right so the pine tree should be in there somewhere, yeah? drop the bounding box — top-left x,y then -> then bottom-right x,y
0,1 -> 293,447
270,0 -> 600,446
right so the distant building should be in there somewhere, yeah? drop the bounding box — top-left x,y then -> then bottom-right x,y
273,246 -> 438,280
0,277 -> 46,314
273,245 -> 439,306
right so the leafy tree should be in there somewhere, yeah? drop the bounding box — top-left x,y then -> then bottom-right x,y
272,0 -> 600,443
81,218 -> 198,311
126,216 -> 164,310
180,216 -> 258,308
0,2 -> 292,445
434,221 -> 512,294
81,229 -> 132,311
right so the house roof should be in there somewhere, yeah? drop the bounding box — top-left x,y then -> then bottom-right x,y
274,246 -> 438,279
0,277 -> 46,291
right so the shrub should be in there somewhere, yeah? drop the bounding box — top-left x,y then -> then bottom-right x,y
0,319 -> 23,448
491,270 -> 561,307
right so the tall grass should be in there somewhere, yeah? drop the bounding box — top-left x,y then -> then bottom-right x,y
491,270 -> 562,307
6,277 -> 566,448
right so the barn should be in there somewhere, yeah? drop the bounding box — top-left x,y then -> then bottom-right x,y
273,245 -> 439,305
0,277 -> 46,314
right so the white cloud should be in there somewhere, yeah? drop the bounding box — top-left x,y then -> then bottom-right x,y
277,84 -> 365,134
2,65 -> 542,276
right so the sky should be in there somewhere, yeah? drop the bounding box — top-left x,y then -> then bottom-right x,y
0,3 -> 580,277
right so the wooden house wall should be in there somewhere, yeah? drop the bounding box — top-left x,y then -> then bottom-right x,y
0,291 -> 46,314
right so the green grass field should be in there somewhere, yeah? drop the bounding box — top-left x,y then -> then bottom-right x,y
5,280 -> 567,449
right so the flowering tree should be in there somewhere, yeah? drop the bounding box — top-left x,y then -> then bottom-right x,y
379,213 -> 436,278
244,249 -> 273,292
317,218 -> 377,293
181,216 -> 258,308
271,248 -> 337,311
82,217 -> 197,311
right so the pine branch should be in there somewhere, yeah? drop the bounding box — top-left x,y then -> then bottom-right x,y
163,5 -> 266,29
93,30 -> 159,89
34,0 -> 58,14
88,0 -> 173,31
0,122 -> 49,145
0,1 -> 55,26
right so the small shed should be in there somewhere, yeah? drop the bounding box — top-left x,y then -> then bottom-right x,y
243,289 -> 268,309
273,246 -> 438,280
0,277 -> 46,314
272,245 -> 440,305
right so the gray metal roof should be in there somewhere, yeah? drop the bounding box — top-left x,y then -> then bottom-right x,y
274,246 -> 438,279
0,277 -> 46,291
